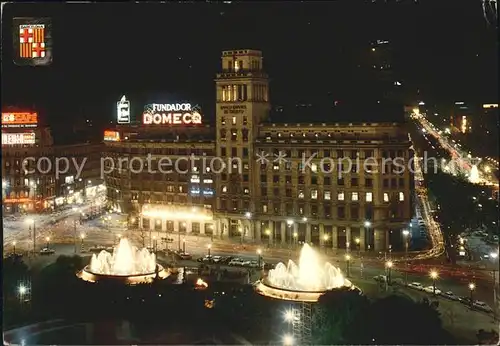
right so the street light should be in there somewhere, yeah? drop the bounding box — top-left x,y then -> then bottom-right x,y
287,220 -> 294,248
257,248 -> 262,268
245,212 -> 251,218
386,260 -> 393,285
182,238 -> 186,253
238,226 -> 243,244
430,270 -> 438,295
355,237 -> 360,256
323,234 -> 329,252
293,232 -> 298,247
45,236 -> 50,249
364,220 -> 371,250
26,218 -> 36,255
345,254 -> 351,277
12,241 -> 16,254
283,334 -> 294,346
402,229 -> 410,285
207,243 -> 212,257
80,233 -> 85,251
302,217 -> 307,222
265,228 -> 272,247
469,282 -> 475,307
490,252 -> 498,318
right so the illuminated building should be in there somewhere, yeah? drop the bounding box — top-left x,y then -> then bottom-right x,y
104,50 -> 412,251
449,101 -> 472,133
1,110 -> 56,213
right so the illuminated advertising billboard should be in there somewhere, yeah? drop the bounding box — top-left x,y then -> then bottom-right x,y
1,132 -> 36,145
117,95 -> 131,124
104,130 -> 120,142
1,112 -> 38,128
143,103 -> 202,125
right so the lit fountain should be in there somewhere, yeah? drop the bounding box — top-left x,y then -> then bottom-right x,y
77,238 -> 170,284
255,243 -> 357,302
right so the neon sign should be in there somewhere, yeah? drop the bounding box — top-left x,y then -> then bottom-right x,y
1,112 -> 38,128
104,130 -> 120,142
117,95 -> 130,124
2,132 -> 36,145
143,103 -> 202,125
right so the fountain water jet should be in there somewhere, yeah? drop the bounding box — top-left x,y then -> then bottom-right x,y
255,243 -> 357,302
77,238 -> 169,284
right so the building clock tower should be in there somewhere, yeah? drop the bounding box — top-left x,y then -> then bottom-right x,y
214,49 -> 270,240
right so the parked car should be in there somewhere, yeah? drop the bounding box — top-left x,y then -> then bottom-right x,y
442,291 -> 459,301
228,258 -> 244,266
458,296 -> 473,305
219,256 -> 233,265
423,286 -> 441,295
408,282 -> 424,290
176,251 -> 192,260
263,262 -> 275,270
197,255 -> 214,263
247,260 -> 260,268
40,248 -> 55,255
473,301 -> 493,313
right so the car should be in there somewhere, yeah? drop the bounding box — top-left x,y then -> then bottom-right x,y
228,258 -> 244,266
197,255 -> 213,263
40,248 -> 55,255
241,260 -> 252,267
408,282 -> 424,290
473,301 -> 493,313
177,252 -> 192,260
219,256 -> 233,264
247,260 -> 261,268
263,262 -> 275,270
423,286 -> 441,295
458,296 -> 473,305
442,291 -> 459,301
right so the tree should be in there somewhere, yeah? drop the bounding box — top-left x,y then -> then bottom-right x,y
350,295 -> 453,344
313,287 -> 369,345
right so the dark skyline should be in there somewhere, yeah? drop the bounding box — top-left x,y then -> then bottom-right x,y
2,1 -> 498,125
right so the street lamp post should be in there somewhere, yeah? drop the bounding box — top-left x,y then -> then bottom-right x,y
293,232 -> 298,248
364,220 -> 371,251
345,254 -> 351,277
386,260 -> 393,287
238,226 -> 243,245
12,241 -> 16,254
402,229 -> 410,285
287,220 -> 294,248
490,252 -> 498,319
182,238 -> 186,253
73,219 -> 78,254
45,237 -> 50,250
430,270 -> 438,295
80,233 -> 85,252
152,236 -> 157,252
265,229 -> 272,247
323,234 -> 329,253
257,248 -> 262,268
207,243 -> 212,257
27,219 -> 36,255
469,282 -> 475,307
355,237 -> 360,257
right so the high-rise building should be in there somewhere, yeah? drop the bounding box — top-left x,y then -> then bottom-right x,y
104,49 -> 412,251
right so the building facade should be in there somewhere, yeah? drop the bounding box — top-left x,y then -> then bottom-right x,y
104,49 -> 412,251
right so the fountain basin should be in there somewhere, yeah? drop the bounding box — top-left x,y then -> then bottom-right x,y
77,264 -> 170,285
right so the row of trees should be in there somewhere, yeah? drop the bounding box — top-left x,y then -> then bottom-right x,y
314,288 -> 454,345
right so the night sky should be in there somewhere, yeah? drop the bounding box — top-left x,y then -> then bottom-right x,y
1,1 -> 498,129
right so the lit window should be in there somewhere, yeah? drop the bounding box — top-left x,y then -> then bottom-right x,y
311,189 -> 318,199
338,192 -> 345,201
179,186 -> 184,193
263,205 -> 268,213
206,167 -> 211,172
311,163 -> 318,172
222,186 -> 227,193
232,116 -> 237,125
298,190 -> 305,199
352,192 -> 359,201
273,163 -> 280,171
192,166 -> 198,172
384,193 -> 389,202
244,188 -> 250,194
366,192 -> 373,202
324,191 -> 331,200
399,192 -> 404,201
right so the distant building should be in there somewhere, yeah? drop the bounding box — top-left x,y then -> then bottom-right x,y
103,49 -> 412,252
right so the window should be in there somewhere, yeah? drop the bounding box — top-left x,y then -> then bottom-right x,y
298,190 -> 304,199
286,188 -> 292,197
273,163 -> 280,171
323,162 -> 331,172
338,191 -> 345,201
399,178 -> 404,188
350,206 -> 359,220
273,175 -> 279,183
298,176 -> 305,184
365,178 -> 373,187
364,150 -> 374,158
261,187 -> 267,196
324,177 -> 331,185
263,204 -> 268,213
222,186 -> 227,193
366,192 -> 373,202
352,192 -> 359,201
243,148 -> 248,157
383,179 -> 389,188
221,147 -> 226,156
399,192 -> 404,201
324,191 -> 331,200
244,188 -> 249,194
383,193 -> 389,202
285,175 -> 292,184
231,148 -> 237,157
260,174 -> 266,183
231,131 -> 238,141
232,116 -> 237,125
311,163 -> 318,172
220,129 -> 226,140
221,117 -> 226,125
323,150 -> 331,157
338,177 -> 344,186
243,116 -> 248,126
351,178 -> 358,187
311,177 -> 317,185
338,206 -> 345,219
311,189 -> 318,199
